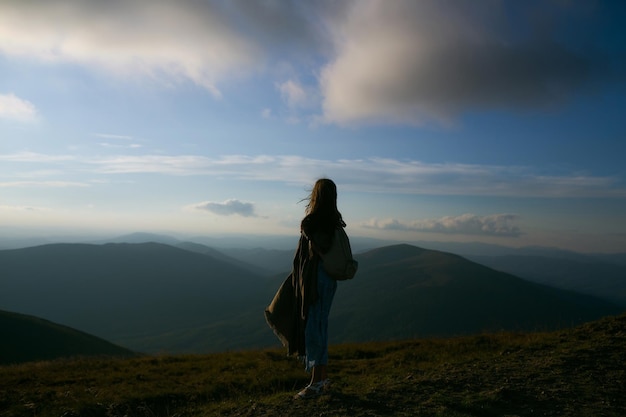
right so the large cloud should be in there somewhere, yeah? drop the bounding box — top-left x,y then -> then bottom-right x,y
0,1 -> 619,124
319,0 -> 619,125
0,0 -> 265,97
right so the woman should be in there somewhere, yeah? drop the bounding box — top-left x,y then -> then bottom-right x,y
296,178 -> 344,399
265,178 -> 351,399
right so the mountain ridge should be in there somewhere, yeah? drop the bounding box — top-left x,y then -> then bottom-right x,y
1,242 -> 622,354
0,242 -> 268,351
467,253 -> 626,306
331,243 -> 621,342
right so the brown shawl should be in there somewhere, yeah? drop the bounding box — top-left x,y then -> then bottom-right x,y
264,234 -> 319,356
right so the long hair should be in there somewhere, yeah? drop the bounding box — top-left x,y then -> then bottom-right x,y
304,178 -> 344,227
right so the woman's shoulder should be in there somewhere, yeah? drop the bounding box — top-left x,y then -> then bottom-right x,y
301,213 -> 344,253
300,213 -> 339,234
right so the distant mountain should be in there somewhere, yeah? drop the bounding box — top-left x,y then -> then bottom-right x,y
328,244 -> 622,342
466,254 -> 626,306
0,309 -> 134,365
188,234 -> 298,250
175,241 -> 267,275
218,242 -> 626,306
1,242 -> 621,355
218,247 -> 294,276
0,242 -> 268,353
594,252 -> 626,266
96,232 -> 182,246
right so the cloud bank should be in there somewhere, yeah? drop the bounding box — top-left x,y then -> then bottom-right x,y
364,214 -> 522,237
0,0 -> 619,126
190,199 -> 257,217
3,151 -> 625,199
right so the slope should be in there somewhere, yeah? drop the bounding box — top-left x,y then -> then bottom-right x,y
329,244 -> 622,342
0,309 -> 134,365
1,313 -> 624,417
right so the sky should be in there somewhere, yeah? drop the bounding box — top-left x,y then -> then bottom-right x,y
1,0 -> 625,253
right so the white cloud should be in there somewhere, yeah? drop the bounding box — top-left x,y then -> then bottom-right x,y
277,79 -> 312,109
0,93 -> 37,122
3,151 -> 624,198
363,214 -> 522,237
94,133 -> 142,149
0,204 -> 49,212
0,181 -> 89,188
94,133 -> 134,141
0,152 -> 75,163
99,143 -> 143,149
91,155 -> 217,175
275,79 -> 320,124
189,199 -> 257,217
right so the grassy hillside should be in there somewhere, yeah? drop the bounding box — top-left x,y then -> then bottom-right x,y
0,310 -> 134,365
1,314 -> 624,417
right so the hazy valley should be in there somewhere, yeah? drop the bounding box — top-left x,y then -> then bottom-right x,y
1,233 -> 624,361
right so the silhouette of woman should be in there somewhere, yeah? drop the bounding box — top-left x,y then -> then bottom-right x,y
265,178 -> 353,399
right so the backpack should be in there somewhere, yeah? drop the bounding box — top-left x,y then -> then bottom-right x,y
320,227 -> 358,280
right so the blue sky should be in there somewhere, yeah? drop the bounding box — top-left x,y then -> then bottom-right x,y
1,0 -> 625,253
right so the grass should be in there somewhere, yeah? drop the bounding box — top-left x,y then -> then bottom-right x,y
1,314 -> 625,416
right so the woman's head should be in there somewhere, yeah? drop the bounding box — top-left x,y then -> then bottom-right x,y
306,178 -> 337,216
301,178 -> 344,231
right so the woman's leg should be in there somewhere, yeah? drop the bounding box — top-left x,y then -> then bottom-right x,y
298,267 -> 336,399
304,265 -> 336,386
310,364 -> 327,385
